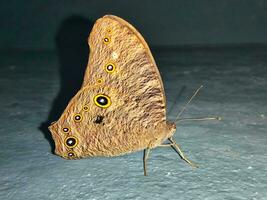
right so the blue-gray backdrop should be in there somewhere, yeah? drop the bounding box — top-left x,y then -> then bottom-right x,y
1,0 -> 267,50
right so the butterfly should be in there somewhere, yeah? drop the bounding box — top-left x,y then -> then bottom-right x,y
48,15 -> 220,176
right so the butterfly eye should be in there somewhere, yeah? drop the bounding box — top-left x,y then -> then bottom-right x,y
62,127 -> 70,133
74,114 -> 82,122
103,37 -> 110,44
65,136 -> 78,148
68,151 -> 75,157
105,63 -> 116,73
94,94 -> 111,108
83,106 -> 89,111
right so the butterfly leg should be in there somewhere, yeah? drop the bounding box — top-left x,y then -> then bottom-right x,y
143,148 -> 150,176
158,143 -> 172,147
168,137 -> 198,168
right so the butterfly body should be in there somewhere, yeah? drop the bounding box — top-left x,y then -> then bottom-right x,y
48,15 -> 199,175
49,15 -> 174,158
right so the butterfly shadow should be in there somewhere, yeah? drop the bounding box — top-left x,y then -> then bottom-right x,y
39,15 -> 94,153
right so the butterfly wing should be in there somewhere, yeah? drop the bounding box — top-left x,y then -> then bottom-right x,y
49,15 -> 175,159
84,15 -> 166,108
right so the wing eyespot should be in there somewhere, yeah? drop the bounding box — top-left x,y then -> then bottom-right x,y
96,78 -> 103,84
62,127 -> 70,133
106,28 -> 112,33
74,114 -> 83,122
67,151 -> 75,157
65,136 -> 78,148
103,37 -> 111,44
83,106 -> 89,111
94,94 -> 111,108
105,63 -> 116,73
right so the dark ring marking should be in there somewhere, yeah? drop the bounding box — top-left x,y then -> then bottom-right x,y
65,136 -> 78,148
74,114 -> 82,122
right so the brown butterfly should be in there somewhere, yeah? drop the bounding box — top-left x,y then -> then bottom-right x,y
48,15 -> 219,176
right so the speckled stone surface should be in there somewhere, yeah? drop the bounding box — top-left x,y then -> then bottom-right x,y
0,46 -> 266,200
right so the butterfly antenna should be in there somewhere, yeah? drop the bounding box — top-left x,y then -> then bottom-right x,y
175,85 -> 203,122
176,116 -> 222,123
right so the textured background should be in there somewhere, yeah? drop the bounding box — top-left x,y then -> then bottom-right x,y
0,1 -> 267,200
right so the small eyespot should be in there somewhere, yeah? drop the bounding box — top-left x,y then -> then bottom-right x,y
83,106 -> 89,111
65,136 -> 78,148
106,28 -> 112,33
94,94 -> 111,108
111,52 -> 119,60
62,127 -> 70,133
103,37 -> 110,44
68,151 -> 75,157
96,78 -> 103,84
105,63 -> 116,73
74,114 -> 82,122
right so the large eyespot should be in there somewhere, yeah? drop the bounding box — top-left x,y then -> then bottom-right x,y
65,136 -> 78,148
62,127 -> 70,133
103,36 -> 110,44
74,114 -> 82,122
94,94 -> 111,108
105,63 -> 116,73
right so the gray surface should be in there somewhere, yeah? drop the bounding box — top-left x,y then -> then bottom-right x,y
0,46 -> 267,199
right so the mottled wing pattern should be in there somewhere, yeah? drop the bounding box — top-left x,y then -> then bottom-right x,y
83,15 -> 166,125
49,15 -> 175,159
